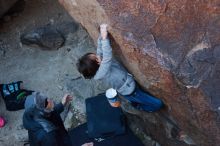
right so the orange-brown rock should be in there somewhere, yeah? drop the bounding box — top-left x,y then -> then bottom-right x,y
59,0 -> 220,146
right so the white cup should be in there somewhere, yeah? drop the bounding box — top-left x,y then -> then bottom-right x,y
105,88 -> 117,99
105,88 -> 120,107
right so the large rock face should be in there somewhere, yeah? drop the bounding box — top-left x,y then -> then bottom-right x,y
59,0 -> 220,146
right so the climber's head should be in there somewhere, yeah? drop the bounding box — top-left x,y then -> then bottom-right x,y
76,53 -> 100,79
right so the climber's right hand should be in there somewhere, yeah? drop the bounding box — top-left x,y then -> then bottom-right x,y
100,23 -> 108,40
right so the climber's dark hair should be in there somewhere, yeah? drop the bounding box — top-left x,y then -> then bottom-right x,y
76,53 -> 99,79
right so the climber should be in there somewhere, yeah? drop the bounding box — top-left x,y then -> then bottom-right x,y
76,24 -> 164,112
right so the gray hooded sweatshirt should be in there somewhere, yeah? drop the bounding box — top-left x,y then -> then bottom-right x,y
24,92 -> 57,133
94,38 -> 136,95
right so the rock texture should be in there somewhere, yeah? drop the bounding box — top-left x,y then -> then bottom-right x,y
20,22 -> 78,50
0,0 -> 18,18
20,26 -> 65,50
59,0 -> 220,146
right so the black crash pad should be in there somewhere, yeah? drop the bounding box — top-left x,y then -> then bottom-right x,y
69,123 -> 144,146
85,94 -> 125,138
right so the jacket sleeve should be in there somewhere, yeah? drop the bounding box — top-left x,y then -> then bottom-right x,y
94,38 -> 112,79
53,103 -> 64,114
96,36 -> 102,57
23,106 -> 42,131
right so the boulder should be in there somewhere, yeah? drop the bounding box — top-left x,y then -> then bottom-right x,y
20,25 -> 65,50
59,0 -> 220,146
20,21 -> 79,50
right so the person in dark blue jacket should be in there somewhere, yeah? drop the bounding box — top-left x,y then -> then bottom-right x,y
23,92 -> 73,146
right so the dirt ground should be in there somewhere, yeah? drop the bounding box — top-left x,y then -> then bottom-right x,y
0,0 -> 108,145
